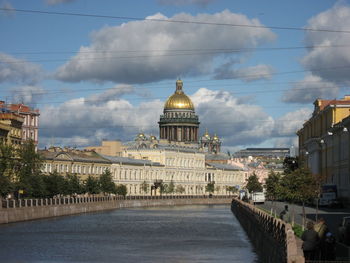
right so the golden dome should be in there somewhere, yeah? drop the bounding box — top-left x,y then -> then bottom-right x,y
203,128 -> 211,139
164,79 -> 194,110
212,134 -> 219,141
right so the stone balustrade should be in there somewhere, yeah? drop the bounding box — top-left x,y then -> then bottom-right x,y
230,198 -> 304,263
1,195 -> 231,209
0,195 -> 232,224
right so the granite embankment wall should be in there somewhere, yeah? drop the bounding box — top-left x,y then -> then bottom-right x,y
0,195 -> 232,224
231,198 -> 304,263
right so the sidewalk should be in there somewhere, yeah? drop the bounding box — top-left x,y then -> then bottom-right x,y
258,201 -> 350,261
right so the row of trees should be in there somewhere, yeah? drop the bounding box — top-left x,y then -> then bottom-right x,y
140,180 -> 234,195
0,141 -> 127,198
245,157 -> 320,225
1,140 -> 239,199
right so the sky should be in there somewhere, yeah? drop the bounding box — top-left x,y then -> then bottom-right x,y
1,0 -> 350,152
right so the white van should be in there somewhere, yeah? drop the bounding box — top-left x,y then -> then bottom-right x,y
251,192 -> 265,204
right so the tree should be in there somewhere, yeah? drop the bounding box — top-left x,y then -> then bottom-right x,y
245,173 -> 263,194
167,180 -> 175,194
0,141 -> 17,196
16,140 -> 43,182
84,175 -> 100,194
140,181 -> 149,194
226,186 -> 238,195
160,182 -> 167,195
205,182 -> 215,194
175,185 -> 185,194
28,174 -> 48,198
0,172 -> 13,198
99,169 -> 116,194
265,170 -> 281,216
15,140 -> 44,197
115,184 -> 127,197
43,171 -> 67,197
279,167 -> 318,226
65,173 -> 83,195
265,170 -> 281,201
283,156 -> 299,174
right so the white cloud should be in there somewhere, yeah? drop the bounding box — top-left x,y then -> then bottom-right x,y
272,137 -> 298,148
302,4 -> 350,85
39,86 -> 310,150
45,0 -> 75,5
214,64 -> 274,82
55,10 -> 275,84
283,74 -> 339,103
157,0 -> 216,7
1,1 -> 15,17
0,53 -> 43,84
10,85 -> 46,105
88,84 -> 134,105
273,108 -> 312,137
192,88 -> 274,146
39,88 -> 163,148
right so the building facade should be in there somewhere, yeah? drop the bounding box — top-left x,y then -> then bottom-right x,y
233,148 -> 290,159
40,147 -> 111,181
0,102 -> 40,148
297,96 -> 350,201
85,140 -> 124,156
0,113 -> 24,146
39,79 -> 245,196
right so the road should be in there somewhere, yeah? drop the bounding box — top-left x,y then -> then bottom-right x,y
255,201 -> 350,236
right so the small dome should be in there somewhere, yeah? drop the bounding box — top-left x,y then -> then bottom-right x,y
164,79 -> 194,110
135,133 -> 146,141
202,129 -> 211,140
212,134 -> 220,141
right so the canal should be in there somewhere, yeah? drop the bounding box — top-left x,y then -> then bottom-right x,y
0,204 -> 259,262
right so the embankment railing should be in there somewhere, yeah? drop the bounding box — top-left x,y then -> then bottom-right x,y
231,198 -> 304,263
1,195 -> 232,209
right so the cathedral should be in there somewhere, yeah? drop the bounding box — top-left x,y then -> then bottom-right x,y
40,80 -> 244,196
134,79 -> 222,153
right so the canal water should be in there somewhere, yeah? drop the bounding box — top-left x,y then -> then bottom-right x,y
0,204 -> 259,262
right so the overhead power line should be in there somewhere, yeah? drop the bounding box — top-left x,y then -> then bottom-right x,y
6,44 -> 350,56
37,119 -> 305,130
9,80 -> 342,105
7,78 -> 337,97
2,8 -> 350,34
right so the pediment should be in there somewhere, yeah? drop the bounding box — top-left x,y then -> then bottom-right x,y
55,153 -> 73,161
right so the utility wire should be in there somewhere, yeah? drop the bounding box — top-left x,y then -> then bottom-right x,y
5,64 -> 350,101
11,83 -> 343,105
2,45 -> 350,64
37,120 -> 305,130
2,8 -> 350,34
6,77 -> 343,97
6,44 -> 350,56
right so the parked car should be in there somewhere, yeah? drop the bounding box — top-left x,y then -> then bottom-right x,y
250,192 -> 265,204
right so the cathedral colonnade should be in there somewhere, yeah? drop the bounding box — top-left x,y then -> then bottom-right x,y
160,126 -> 199,142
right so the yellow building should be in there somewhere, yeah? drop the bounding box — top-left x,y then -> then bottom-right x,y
0,113 -> 24,146
0,122 -> 11,144
39,147 -> 111,181
297,96 -> 350,187
85,140 -> 124,156
43,79 -> 245,196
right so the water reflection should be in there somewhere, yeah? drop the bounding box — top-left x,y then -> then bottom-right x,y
0,204 -> 259,262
